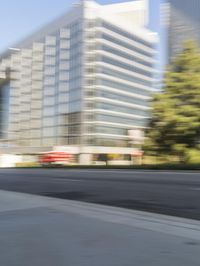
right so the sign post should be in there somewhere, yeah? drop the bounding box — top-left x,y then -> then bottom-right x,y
128,129 -> 145,165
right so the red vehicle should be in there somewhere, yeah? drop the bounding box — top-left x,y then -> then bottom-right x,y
39,151 -> 73,165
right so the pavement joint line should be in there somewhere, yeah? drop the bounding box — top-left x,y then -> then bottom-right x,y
2,169 -> 200,175
50,178 -> 82,182
1,189 -> 200,240
56,169 -> 200,175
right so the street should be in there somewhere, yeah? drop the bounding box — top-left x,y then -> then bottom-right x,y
0,168 -> 200,220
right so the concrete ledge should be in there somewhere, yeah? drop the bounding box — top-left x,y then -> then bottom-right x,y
0,189 -> 200,240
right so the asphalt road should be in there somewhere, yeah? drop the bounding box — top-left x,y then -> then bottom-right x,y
0,168 -> 200,220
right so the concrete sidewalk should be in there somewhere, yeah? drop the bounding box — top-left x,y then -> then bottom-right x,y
0,190 -> 200,266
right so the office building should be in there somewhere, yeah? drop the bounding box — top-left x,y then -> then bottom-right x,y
0,0 -> 158,163
168,0 -> 200,59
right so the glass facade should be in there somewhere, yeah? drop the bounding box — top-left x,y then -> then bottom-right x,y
0,82 -> 10,139
0,20 -> 83,147
169,0 -> 200,58
0,1 -> 157,149
82,17 -> 156,147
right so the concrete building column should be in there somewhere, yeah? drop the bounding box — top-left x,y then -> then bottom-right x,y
79,153 -> 92,165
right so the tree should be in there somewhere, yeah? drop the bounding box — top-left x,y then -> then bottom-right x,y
144,41 -> 200,163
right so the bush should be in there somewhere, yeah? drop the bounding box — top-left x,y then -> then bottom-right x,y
186,149 -> 200,164
15,162 -> 39,167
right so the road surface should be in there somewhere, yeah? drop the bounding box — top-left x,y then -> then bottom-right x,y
0,168 -> 200,220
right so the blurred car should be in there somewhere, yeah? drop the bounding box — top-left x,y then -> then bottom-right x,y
39,151 -> 73,166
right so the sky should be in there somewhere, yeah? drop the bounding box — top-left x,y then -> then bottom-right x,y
0,0 -> 161,53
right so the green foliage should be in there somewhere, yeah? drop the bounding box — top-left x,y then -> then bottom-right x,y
186,149 -> 200,164
144,41 -> 200,163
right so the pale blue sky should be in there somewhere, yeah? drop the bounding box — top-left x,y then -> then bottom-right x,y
0,0 -> 161,52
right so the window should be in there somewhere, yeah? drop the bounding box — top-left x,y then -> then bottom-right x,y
95,138 -> 128,147
43,127 -> 55,137
99,78 -> 152,96
57,126 -> 68,135
96,103 -> 149,117
69,100 -> 81,113
45,56 -> 56,66
46,36 -> 56,46
60,28 -> 70,39
60,40 -> 70,49
97,114 -> 147,127
44,86 -> 55,96
33,43 -> 44,52
68,125 -> 81,135
45,48 -> 56,56
44,77 -> 56,86
60,51 -> 70,60
59,82 -> 69,92
96,90 -> 148,106
102,21 -> 154,49
100,56 -> 153,77
58,104 -> 68,114
42,137 -> 56,146
59,62 -> 69,70
43,107 -> 55,116
101,45 -> 153,68
69,112 -> 81,124
58,93 -> 68,103
68,136 -> 80,145
43,97 -> 55,106
101,33 -> 152,57
31,130 -> 41,138
59,71 -> 69,81
99,67 -> 152,88
69,89 -> 81,102
43,117 -> 55,127
44,67 -> 56,75
95,126 -> 126,135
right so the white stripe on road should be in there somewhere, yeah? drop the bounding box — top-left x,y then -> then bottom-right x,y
57,179 -> 82,182
48,178 -> 83,183
190,187 -> 200,191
